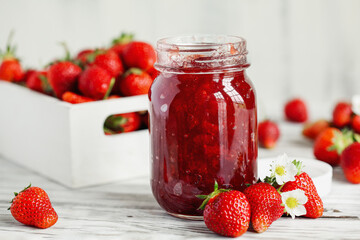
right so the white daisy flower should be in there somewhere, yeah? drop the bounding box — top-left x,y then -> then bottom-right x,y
281,189 -> 308,219
271,153 -> 298,185
352,95 -> 360,115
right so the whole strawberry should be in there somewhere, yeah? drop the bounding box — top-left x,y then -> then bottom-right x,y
122,41 -> 156,70
119,68 -> 153,96
302,119 -> 330,140
0,32 -> 24,82
258,120 -> 280,148
75,49 -> 94,66
48,61 -> 82,98
313,127 -> 352,165
198,182 -> 250,237
243,182 -> 284,233
91,50 -> 124,77
340,142 -> 360,184
104,112 -> 141,134
26,71 -> 52,95
78,65 -> 115,100
281,172 -> 323,218
332,102 -> 352,128
284,98 -> 308,123
9,184 -> 58,229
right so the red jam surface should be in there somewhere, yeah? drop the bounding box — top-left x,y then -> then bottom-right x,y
149,36 -> 257,217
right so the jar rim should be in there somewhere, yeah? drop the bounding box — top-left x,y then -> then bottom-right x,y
155,35 -> 248,73
157,35 -> 246,51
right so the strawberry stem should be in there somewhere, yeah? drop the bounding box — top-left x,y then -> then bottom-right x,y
196,180 -> 231,210
103,77 -> 115,100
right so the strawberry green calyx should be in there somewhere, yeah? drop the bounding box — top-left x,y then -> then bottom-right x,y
355,133 -> 360,143
197,181 -> 231,210
292,159 -> 303,175
111,32 -> 134,46
1,30 -> 18,61
38,75 -> 54,95
124,68 -> 143,78
59,42 -> 72,62
328,129 -> 354,154
8,183 -> 31,210
104,115 -> 127,132
103,77 -> 115,100
86,49 -> 106,64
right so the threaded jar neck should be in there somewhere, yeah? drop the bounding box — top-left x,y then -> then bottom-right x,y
155,35 -> 249,73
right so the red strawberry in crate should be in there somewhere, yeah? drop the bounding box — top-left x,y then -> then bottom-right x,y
104,112 -> 141,134
258,119 -> 280,148
109,33 -> 134,56
313,127 -> 353,165
147,66 -> 159,80
26,71 -> 53,95
281,171 -> 323,218
122,41 -> 156,70
198,182 -> 250,237
91,50 -> 124,77
302,119 -> 330,140
75,49 -> 94,66
119,68 -> 153,96
340,142 -> 360,184
48,61 -> 82,98
62,91 -> 94,104
284,98 -> 308,123
243,182 -> 284,233
351,115 -> 360,134
78,65 -> 115,100
333,102 -> 352,128
9,184 -> 58,229
0,32 -> 24,82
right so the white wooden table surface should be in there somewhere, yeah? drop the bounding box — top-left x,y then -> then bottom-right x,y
1,122 -> 360,240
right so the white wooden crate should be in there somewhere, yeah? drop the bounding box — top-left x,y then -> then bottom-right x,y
0,81 -> 149,188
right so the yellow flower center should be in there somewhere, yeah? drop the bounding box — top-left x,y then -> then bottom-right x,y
286,197 -> 299,209
275,165 -> 285,176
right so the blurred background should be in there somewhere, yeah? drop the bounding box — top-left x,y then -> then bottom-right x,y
1,0 -> 359,119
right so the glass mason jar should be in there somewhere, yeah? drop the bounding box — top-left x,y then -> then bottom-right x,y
149,35 -> 257,219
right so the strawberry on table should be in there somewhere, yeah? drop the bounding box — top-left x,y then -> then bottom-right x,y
332,101 -> 352,128
258,119 -> 280,148
122,41 -> 156,70
119,68 -> 153,96
48,61 -> 82,98
62,91 -> 94,104
281,170 -> 323,218
313,127 -> 353,165
9,184 -> 58,229
340,142 -> 360,184
197,182 -> 250,237
243,182 -> 284,233
284,98 -> 308,123
302,119 -> 330,140
104,112 -> 141,134
0,32 -> 24,82
78,65 -> 115,100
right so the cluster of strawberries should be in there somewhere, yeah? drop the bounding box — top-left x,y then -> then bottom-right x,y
0,32 -> 157,134
258,97 -> 360,184
304,101 -> 360,184
198,155 -> 323,237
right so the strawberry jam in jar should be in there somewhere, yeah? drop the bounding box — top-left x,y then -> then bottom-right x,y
149,35 -> 257,219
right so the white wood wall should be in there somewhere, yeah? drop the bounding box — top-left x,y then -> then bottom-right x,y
1,0 -> 359,119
